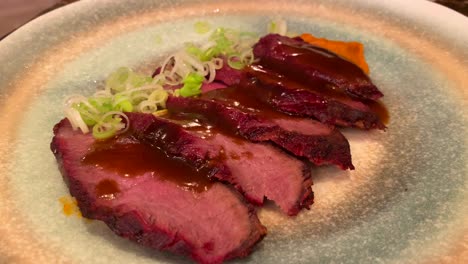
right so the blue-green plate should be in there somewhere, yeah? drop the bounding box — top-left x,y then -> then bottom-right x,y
0,0 -> 466,263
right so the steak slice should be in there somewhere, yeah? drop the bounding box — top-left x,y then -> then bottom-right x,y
214,61 -> 243,86
129,113 -> 314,215
166,94 -> 354,170
252,34 -> 384,100
51,119 -> 266,264
241,66 -> 386,130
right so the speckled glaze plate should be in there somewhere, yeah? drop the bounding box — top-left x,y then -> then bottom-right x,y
0,0 -> 467,263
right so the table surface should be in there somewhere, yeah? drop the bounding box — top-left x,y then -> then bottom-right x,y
0,0 -> 467,39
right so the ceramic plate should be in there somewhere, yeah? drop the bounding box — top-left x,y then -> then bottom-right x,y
0,0 -> 467,263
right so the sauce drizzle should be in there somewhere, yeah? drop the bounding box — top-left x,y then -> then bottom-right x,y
82,135 -> 214,192
245,64 -> 389,125
95,179 -> 120,200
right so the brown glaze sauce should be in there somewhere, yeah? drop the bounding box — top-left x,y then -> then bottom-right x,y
268,39 -> 370,89
163,110 -> 247,146
244,64 -> 389,125
161,112 -> 221,139
201,83 -> 288,120
247,64 -> 345,100
82,135 -> 214,193
160,113 -> 256,169
95,179 -> 120,200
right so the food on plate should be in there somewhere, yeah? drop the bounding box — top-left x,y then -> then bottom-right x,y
51,22 -> 388,263
252,34 -> 383,100
300,33 -> 370,74
166,94 -> 354,169
51,117 -> 267,264
209,36 -> 387,129
241,65 -> 387,129
129,112 -> 314,215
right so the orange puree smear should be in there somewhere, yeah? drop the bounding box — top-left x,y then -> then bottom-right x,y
300,33 -> 370,74
58,196 -> 83,218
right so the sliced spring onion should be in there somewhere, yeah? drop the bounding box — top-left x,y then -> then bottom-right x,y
63,22 -> 283,139
185,27 -> 258,69
105,67 -> 130,92
92,112 -> 128,140
105,67 -> 152,93
227,55 -> 245,70
194,21 -> 211,34
268,19 -> 287,35
65,67 -> 168,139
177,73 -> 204,97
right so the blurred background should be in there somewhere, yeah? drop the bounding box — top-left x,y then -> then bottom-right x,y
0,0 -> 467,39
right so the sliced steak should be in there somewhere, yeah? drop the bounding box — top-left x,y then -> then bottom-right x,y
242,65 -> 387,130
128,113 -> 314,215
166,94 -> 354,170
51,119 -> 266,264
252,34 -> 384,100
214,61 -> 243,86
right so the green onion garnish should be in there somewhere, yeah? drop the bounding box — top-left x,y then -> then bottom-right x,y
65,67 -> 168,139
185,27 -> 258,69
194,21 -> 211,34
63,22 -> 279,140
178,73 -> 204,97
